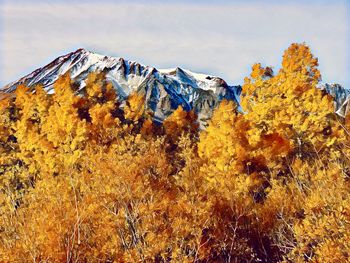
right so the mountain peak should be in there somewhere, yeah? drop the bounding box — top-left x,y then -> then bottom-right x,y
1,49 -> 241,127
2,49 -> 349,125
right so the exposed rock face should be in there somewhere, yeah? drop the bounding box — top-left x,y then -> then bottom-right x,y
2,48 -> 347,126
319,83 -> 350,117
1,48 -> 241,126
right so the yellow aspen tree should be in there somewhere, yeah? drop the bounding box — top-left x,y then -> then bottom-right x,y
84,73 -> 122,145
124,91 -> 146,123
286,162 -> 350,262
14,84 -> 54,175
241,43 -> 344,161
41,74 -> 88,171
163,106 -> 199,139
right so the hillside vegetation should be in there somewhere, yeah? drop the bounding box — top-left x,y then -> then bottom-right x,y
1,43 -> 350,262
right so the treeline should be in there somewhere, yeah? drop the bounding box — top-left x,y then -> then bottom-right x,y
0,43 -> 350,262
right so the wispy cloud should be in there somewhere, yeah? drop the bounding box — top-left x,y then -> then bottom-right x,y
1,0 -> 349,87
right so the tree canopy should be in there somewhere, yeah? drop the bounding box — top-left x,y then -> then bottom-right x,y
1,43 -> 349,262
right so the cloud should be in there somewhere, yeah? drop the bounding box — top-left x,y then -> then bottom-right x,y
1,1 -> 349,87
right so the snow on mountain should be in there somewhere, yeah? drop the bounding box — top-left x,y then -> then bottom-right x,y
1,48 -> 348,126
318,83 -> 350,117
1,48 -> 241,126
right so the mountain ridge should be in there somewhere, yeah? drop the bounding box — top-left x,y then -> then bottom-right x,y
1,48 -> 348,123
1,48 -> 241,126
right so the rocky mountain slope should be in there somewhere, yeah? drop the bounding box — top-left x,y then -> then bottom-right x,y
319,83 -> 350,117
1,48 -> 241,126
1,48 -> 348,124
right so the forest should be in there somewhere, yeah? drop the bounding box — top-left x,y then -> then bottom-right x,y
0,43 -> 349,262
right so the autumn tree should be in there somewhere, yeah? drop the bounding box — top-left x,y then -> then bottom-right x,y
196,43 -> 348,261
241,43 -> 344,160
163,105 -> 199,139
1,43 -> 350,263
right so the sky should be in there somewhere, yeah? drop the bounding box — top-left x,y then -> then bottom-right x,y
1,0 -> 349,87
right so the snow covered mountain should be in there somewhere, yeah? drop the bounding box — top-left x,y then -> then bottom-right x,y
1,48 -> 241,126
319,83 -> 350,117
1,48 -> 348,125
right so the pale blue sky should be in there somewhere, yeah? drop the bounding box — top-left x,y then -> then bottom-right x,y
1,0 -> 349,87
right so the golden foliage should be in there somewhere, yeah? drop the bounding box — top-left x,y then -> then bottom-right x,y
124,91 -> 146,122
0,43 -> 349,262
163,105 -> 199,139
